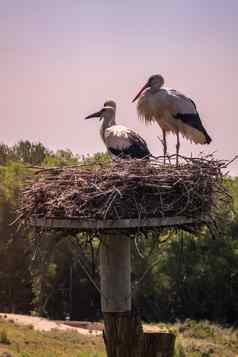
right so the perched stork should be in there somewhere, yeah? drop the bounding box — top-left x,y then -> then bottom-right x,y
132,74 -> 211,164
85,100 -> 150,159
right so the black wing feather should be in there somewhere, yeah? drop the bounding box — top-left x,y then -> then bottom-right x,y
170,90 -> 211,144
173,113 -> 211,144
109,132 -> 150,159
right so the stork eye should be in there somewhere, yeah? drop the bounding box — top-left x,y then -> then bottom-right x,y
148,77 -> 155,85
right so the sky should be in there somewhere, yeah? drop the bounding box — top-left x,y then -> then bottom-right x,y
1,0 -> 238,174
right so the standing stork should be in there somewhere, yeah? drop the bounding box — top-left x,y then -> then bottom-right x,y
132,74 -> 211,164
85,100 -> 151,159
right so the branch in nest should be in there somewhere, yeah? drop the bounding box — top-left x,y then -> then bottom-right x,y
18,154 -> 234,233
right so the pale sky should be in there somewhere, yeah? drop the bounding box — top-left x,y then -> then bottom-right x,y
1,0 -> 238,174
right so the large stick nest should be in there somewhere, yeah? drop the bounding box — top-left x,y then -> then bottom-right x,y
19,155 -> 231,225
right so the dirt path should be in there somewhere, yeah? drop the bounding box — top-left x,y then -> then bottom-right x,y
0,313 -> 101,336
0,313 -> 165,337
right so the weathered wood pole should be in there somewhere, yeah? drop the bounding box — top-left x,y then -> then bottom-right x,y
100,234 -> 143,357
142,332 -> 176,357
99,233 -> 175,357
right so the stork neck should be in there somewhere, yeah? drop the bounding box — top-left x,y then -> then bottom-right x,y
100,113 -> 116,141
102,114 -> 116,130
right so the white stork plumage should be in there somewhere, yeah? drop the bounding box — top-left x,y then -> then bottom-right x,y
132,74 -> 211,164
85,100 -> 150,159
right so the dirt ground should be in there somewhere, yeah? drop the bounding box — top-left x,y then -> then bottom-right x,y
0,313 -> 102,336
0,313 -> 162,336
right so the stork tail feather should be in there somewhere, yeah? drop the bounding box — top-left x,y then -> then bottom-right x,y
173,113 -> 212,145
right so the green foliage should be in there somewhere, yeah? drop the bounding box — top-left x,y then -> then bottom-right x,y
47,264 -> 57,281
0,329 -> 10,344
0,159 -> 33,314
136,230 -> 238,322
0,142 -> 81,316
30,233 -> 101,320
174,344 -> 186,357
0,143 -> 16,164
82,152 -> 110,165
43,149 -> 80,167
0,160 -> 28,203
12,140 -> 49,165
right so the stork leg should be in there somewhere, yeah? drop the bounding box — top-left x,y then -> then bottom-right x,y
176,130 -> 180,166
162,130 -> 167,164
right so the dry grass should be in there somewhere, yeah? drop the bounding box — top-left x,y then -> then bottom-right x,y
174,320 -> 238,357
0,317 -> 238,356
0,318 -> 105,357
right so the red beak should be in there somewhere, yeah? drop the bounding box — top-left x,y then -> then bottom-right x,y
132,82 -> 149,103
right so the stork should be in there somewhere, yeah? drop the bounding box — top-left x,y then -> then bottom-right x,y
132,74 -> 211,164
85,100 -> 151,159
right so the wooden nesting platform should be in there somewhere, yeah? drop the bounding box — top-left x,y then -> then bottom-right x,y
30,215 -> 209,233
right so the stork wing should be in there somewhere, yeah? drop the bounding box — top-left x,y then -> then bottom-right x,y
168,89 -> 211,144
168,89 -> 198,113
105,125 -> 150,159
127,130 -> 151,157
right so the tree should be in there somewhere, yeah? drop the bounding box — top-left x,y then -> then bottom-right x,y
43,149 -> 80,167
0,161 -> 32,313
0,143 -> 15,165
13,141 -> 49,165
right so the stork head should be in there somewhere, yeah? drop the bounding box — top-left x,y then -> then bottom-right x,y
85,100 -> 116,121
132,74 -> 165,102
103,100 -> 116,110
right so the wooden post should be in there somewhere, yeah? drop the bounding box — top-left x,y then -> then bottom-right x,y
143,332 -> 176,357
100,234 -> 143,357
100,234 -> 131,312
